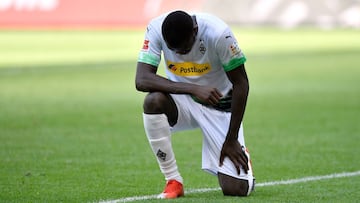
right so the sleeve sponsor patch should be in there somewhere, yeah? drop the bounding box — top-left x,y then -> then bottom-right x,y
142,39 -> 150,51
229,41 -> 241,56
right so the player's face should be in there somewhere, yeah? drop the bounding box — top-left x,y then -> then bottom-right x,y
167,28 -> 197,55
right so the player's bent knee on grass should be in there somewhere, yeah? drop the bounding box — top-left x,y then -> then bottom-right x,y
218,172 -> 253,196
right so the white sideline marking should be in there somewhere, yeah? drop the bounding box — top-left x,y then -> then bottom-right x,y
99,170 -> 360,203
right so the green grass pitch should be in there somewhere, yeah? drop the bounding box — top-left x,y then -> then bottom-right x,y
0,28 -> 359,202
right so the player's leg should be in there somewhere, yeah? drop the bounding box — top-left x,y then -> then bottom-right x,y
142,92 -> 184,198
218,172 -> 251,196
143,92 -> 178,125
217,146 -> 255,196
198,108 -> 255,196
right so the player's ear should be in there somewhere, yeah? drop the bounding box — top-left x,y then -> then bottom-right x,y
193,26 -> 198,36
192,15 -> 198,35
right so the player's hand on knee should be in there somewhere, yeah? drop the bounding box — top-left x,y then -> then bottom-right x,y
219,138 -> 249,175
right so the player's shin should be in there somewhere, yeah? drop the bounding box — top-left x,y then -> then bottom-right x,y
143,113 -> 183,184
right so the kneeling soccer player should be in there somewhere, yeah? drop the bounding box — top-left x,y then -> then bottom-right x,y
135,10 -> 255,198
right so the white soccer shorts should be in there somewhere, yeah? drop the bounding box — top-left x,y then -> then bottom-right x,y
170,94 -> 254,186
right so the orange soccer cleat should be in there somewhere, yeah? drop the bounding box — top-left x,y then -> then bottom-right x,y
157,179 -> 184,199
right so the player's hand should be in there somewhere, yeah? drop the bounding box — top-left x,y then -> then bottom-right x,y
192,86 -> 222,106
219,137 -> 249,175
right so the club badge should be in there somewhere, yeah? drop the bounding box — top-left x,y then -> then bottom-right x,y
199,39 -> 206,54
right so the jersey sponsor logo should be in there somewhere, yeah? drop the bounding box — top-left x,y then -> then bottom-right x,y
166,60 -> 211,76
142,39 -> 149,51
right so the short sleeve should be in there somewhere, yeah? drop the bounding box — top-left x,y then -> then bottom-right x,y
216,28 -> 247,72
137,23 -> 162,67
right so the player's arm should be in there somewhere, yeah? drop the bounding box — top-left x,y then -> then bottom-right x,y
226,63 -> 249,141
219,63 -> 250,174
135,62 -> 222,105
216,27 -> 250,174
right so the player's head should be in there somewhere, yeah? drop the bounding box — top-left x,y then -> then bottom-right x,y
162,10 -> 198,55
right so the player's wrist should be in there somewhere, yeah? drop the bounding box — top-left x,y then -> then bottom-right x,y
225,132 -> 238,142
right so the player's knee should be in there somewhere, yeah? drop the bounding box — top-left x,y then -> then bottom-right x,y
218,172 -> 254,197
220,181 -> 249,197
143,92 -> 169,113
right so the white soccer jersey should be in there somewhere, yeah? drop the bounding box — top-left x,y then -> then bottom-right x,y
138,12 -> 247,96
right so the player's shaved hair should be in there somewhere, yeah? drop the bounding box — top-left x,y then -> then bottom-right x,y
162,10 -> 194,49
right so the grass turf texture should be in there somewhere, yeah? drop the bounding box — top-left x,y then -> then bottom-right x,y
0,28 -> 359,202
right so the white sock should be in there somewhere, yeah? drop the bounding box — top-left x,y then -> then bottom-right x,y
143,113 -> 183,184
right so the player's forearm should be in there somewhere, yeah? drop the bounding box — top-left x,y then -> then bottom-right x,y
227,83 -> 249,140
136,73 -> 197,95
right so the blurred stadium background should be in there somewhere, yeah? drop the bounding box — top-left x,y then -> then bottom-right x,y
0,0 -> 359,29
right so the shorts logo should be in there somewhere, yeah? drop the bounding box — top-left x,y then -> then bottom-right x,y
166,60 -> 211,76
142,40 -> 149,51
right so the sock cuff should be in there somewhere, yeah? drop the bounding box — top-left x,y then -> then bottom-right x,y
143,113 -> 169,129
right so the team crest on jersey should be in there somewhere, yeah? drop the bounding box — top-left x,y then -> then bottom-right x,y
199,39 -> 206,54
229,41 -> 241,56
167,60 -> 211,76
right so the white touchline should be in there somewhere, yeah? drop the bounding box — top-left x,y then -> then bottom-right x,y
98,170 -> 360,203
